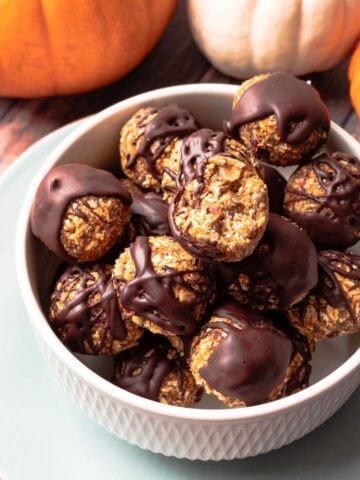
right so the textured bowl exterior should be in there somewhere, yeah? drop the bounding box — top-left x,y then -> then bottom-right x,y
35,327 -> 360,461
16,84 -> 360,461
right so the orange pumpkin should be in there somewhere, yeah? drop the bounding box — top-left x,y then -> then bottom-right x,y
349,40 -> 360,116
0,0 -> 176,97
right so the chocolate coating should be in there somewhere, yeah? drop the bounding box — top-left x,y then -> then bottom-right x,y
113,336 -> 174,401
199,303 -> 293,406
31,163 -> 131,262
126,104 -> 198,180
131,190 -> 170,236
284,152 -> 360,249
50,264 -> 127,353
260,164 -> 286,214
217,214 -> 318,309
178,128 -> 226,188
119,236 -> 213,335
225,72 -> 330,144
318,250 -> 360,324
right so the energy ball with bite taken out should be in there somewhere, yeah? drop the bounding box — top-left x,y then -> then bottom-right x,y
113,335 -> 202,406
169,154 -> 268,262
112,235 -> 216,338
217,214 -> 318,311
288,250 -> 360,341
49,264 -> 143,355
224,72 -> 330,166
119,104 -> 198,202
284,152 -> 360,249
190,302 -> 312,407
31,163 -> 132,262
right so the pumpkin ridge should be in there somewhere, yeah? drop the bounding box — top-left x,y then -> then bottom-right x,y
38,0 -> 59,95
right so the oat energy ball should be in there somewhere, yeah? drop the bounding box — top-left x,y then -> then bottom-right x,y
113,235 -> 216,337
284,152 -> 360,249
113,335 -> 202,406
259,163 -> 287,214
177,128 -> 257,187
288,250 -> 360,341
224,72 -> 330,166
119,104 -> 198,199
49,264 -> 143,355
31,163 -> 132,262
190,302 -> 312,407
217,214 -> 318,310
169,154 -> 268,262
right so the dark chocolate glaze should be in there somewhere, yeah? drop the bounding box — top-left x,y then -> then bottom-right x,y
51,264 -> 127,354
224,72 -> 330,144
285,152 -> 360,249
119,236 -> 213,335
31,163 -> 131,262
267,310 -> 312,394
131,190 -> 170,236
199,302 -> 293,405
126,104 -> 198,180
260,163 -> 286,214
113,336 -> 176,401
178,335 -> 194,360
217,214 -> 318,309
317,250 -> 360,324
178,129 -> 226,188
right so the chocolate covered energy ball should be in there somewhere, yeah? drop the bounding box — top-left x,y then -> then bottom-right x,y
224,72 -> 330,166
177,128 -> 257,188
284,152 -> 360,249
49,264 -> 143,355
169,154 -> 268,262
189,302 -> 312,407
112,235 -> 216,338
113,335 -> 202,406
217,214 -> 318,310
259,163 -> 287,214
288,250 -> 360,341
31,164 -> 132,262
119,104 -> 198,201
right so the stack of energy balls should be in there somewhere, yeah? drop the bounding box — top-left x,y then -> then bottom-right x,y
31,72 -> 360,409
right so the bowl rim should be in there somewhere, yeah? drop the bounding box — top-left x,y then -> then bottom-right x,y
16,83 -> 360,423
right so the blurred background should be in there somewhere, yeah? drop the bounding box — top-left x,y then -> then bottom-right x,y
0,0 -> 359,174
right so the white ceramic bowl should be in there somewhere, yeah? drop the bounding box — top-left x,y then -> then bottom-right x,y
16,84 -> 360,461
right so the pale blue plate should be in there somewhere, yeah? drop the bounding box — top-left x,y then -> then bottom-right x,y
1,121 -> 359,480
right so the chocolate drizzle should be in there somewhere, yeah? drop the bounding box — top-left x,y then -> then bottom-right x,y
31,163 -> 131,262
131,191 -> 170,236
51,265 -> 127,353
126,104 -> 198,180
178,129 -> 226,188
318,250 -> 360,324
224,71 -> 330,144
119,236 -> 211,335
286,152 -> 360,248
217,214 -> 318,309
113,337 -> 176,401
168,198 -> 213,261
199,303 -> 292,405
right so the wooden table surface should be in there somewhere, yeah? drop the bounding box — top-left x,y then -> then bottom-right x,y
0,1 -> 359,175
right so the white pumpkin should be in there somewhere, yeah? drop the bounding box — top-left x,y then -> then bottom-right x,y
188,0 -> 360,78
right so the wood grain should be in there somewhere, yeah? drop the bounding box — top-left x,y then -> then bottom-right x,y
0,0 -> 358,175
